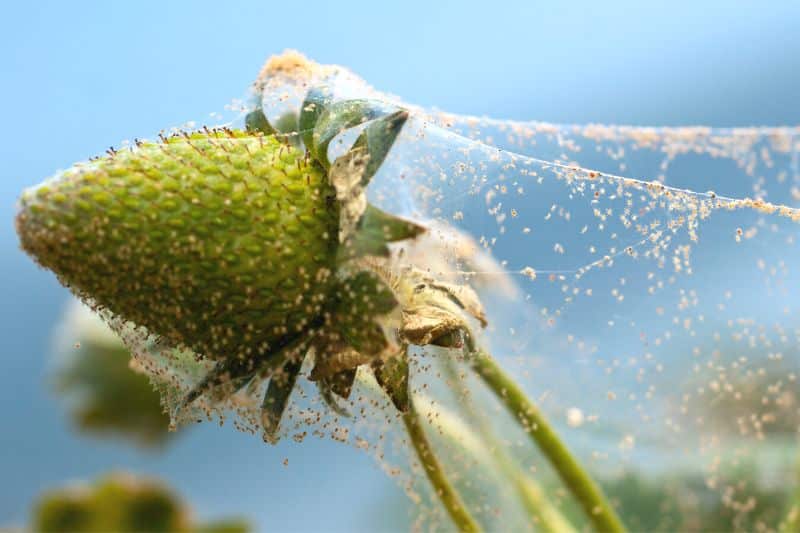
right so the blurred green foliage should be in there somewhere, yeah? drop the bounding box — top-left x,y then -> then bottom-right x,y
53,302 -> 172,447
601,466 -> 794,532
683,358 -> 799,438
32,472 -> 249,533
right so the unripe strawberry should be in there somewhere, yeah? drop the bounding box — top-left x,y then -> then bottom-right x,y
17,93 -> 422,441
17,130 -> 339,364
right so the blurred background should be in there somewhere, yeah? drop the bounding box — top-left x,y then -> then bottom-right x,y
1,1 -> 799,530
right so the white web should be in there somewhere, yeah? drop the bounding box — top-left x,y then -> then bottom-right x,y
100,52 -> 800,530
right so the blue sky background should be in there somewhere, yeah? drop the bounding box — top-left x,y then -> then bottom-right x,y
1,1 -> 799,531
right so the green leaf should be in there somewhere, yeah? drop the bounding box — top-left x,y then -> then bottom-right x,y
299,86 -> 332,154
345,204 -> 426,258
244,108 -> 276,136
373,350 -> 410,413
313,99 -> 399,168
261,357 -> 303,444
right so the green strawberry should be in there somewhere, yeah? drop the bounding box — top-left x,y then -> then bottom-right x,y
17,130 -> 339,367
16,93 -> 425,441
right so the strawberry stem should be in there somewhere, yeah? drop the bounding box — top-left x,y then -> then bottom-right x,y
402,399 -> 481,532
439,358 -> 577,533
778,455 -> 800,532
467,337 -> 626,533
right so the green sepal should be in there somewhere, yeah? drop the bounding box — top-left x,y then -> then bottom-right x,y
332,272 -> 395,354
273,111 -> 299,135
348,109 -> 409,184
313,99 -> 400,168
326,108 -> 411,248
328,109 -> 409,187
261,356 -> 303,444
373,350 -> 410,413
272,111 -> 302,149
246,107 -> 301,148
244,108 -> 277,137
317,367 -> 357,416
342,322 -> 388,357
176,357 -> 256,414
318,380 -> 350,417
342,204 -> 426,259
309,341 -> 358,417
177,325 -> 314,414
327,367 -> 357,399
335,270 -> 398,316
299,86 -> 332,154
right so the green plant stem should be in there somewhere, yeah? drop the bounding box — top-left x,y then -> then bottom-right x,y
482,423 -> 577,533
780,505 -> 799,533
440,358 -> 576,533
778,453 -> 800,533
509,469 -> 578,533
402,400 -> 481,532
470,346 -> 625,533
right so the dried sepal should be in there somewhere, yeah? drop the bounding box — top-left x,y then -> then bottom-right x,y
401,305 -> 467,347
306,332 -> 358,417
394,268 -> 488,349
422,280 -> 488,328
309,341 -> 370,382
